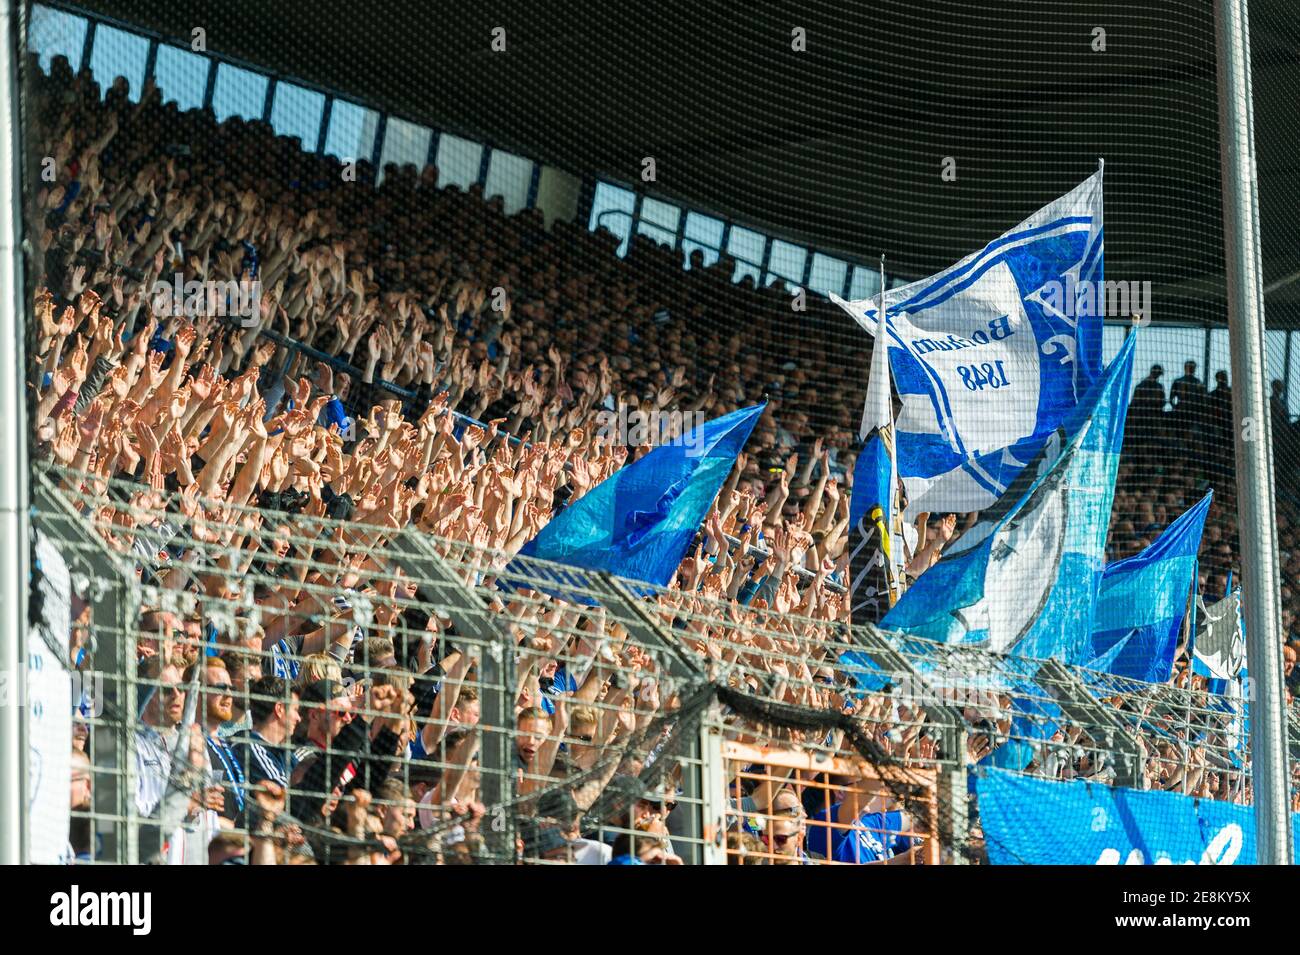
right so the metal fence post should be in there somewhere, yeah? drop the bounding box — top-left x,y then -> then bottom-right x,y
393,531 -> 515,862
31,476 -> 140,862
591,573 -> 710,863
847,624 -> 969,863
99,564 -> 136,864
936,731 -> 969,865
697,699 -> 727,865
0,0 -> 29,867
1215,0 -> 1291,865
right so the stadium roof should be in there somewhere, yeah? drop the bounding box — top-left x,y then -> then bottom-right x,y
70,0 -> 1300,327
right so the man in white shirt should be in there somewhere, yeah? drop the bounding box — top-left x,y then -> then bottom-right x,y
135,660 -> 186,816
135,659 -> 223,864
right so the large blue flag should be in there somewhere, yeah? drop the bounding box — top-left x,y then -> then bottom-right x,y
977,767 -> 1300,865
1088,492 -> 1212,683
832,167 -> 1107,520
878,331 -> 1136,664
504,404 -> 764,593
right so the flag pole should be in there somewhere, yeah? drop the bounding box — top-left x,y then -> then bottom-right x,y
1182,561 -> 1199,670
879,255 -> 902,606
0,0 -> 30,865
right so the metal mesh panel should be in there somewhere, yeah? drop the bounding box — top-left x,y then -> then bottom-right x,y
28,462 -> 1270,864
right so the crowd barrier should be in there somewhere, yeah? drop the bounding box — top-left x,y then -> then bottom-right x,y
30,462 -> 1281,864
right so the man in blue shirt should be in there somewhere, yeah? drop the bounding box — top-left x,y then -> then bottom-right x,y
805,775 -> 915,864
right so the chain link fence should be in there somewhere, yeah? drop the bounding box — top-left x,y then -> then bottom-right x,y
29,461 -> 1278,864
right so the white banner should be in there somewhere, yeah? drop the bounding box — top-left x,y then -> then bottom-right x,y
30,531 -> 73,865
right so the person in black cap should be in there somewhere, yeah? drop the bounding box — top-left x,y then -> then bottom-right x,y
290,679 -> 408,828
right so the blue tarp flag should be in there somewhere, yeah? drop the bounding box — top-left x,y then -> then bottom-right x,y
832,166 -> 1107,520
503,404 -> 765,596
976,767 -> 1300,865
1088,492 -> 1212,683
879,331 -> 1135,664
837,648 -> 891,694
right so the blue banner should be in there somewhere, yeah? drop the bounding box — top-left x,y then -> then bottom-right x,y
504,404 -> 764,594
1089,492 -> 1212,683
847,430 -> 896,621
880,332 -> 1135,663
977,767 -> 1300,865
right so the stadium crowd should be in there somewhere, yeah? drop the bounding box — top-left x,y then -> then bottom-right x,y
26,54 -> 1299,864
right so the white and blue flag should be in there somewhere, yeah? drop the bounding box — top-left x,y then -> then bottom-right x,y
1193,590 -> 1245,683
879,331 -> 1135,663
832,166 -> 1105,519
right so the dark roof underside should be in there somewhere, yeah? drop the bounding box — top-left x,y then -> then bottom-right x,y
67,0 -> 1300,327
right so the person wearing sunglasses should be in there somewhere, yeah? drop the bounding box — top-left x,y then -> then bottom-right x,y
765,814 -> 814,864
765,789 -> 815,864
201,657 -> 245,821
565,705 -> 602,772
134,657 -> 187,817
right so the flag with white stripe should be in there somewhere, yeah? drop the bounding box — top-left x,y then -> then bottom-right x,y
832,166 -> 1105,520
880,330 -> 1134,661
1193,590 -> 1245,682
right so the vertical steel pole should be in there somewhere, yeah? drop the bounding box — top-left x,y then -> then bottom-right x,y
697,700 -> 726,865
0,0 -> 30,866
1214,0 -> 1290,864
936,728 -> 969,865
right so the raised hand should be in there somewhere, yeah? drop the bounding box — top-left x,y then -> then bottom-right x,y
143,349 -> 166,390
287,376 -> 311,409
75,287 -> 99,319
76,400 -> 105,449
168,383 -> 191,421
461,425 -> 486,456
188,363 -> 218,402
769,526 -> 791,565
172,323 -> 197,359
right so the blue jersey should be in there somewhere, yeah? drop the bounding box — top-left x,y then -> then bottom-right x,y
539,667 -> 578,717
806,804 -> 910,864
409,729 -> 431,761
270,638 -> 301,681
548,668 -> 579,695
